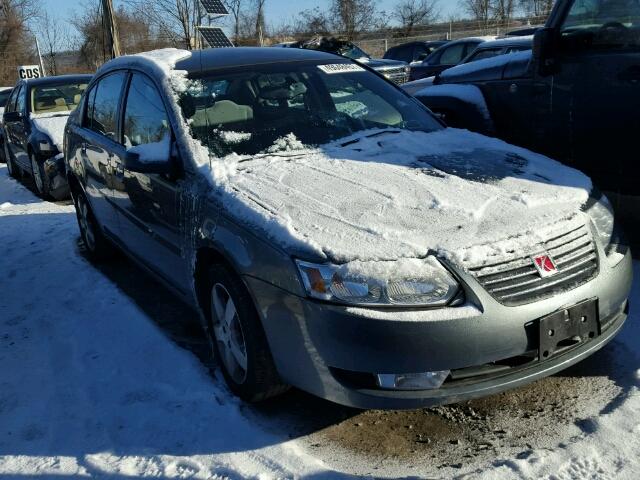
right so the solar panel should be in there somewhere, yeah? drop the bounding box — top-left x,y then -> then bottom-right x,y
198,27 -> 234,48
200,0 -> 228,15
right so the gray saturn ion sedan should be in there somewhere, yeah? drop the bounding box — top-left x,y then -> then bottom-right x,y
65,47 -> 632,410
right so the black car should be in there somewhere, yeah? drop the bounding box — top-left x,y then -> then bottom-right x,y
408,36 -> 495,81
285,37 -> 410,84
0,87 -> 13,163
413,0 -> 640,249
2,74 -> 91,199
383,40 -> 449,64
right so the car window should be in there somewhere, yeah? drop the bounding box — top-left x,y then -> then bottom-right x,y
413,45 -> 433,61
0,89 -> 12,108
122,73 -> 171,150
87,72 -> 126,139
180,62 -> 442,157
467,47 -> 504,62
387,45 -> 411,62
31,82 -> 89,114
15,84 -> 26,113
438,43 -> 467,65
561,0 -> 640,49
4,86 -> 19,113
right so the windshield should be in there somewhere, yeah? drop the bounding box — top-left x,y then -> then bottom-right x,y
338,43 -> 370,60
31,82 -> 89,114
0,89 -> 11,108
180,61 -> 442,157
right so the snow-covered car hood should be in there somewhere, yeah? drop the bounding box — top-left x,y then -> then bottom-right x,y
213,128 -> 592,269
30,112 -> 70,152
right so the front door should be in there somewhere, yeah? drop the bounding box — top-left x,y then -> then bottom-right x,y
78,71 -> 128,233
5,84 -> 29,169
111,72 -> 189,292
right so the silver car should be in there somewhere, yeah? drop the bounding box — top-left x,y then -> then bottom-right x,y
65,47 -> 632,409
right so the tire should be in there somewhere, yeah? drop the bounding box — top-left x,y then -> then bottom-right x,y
30,151 -> 50,199
73,190 -> 113,262
4,142 -> 19,179
205,264 -> 289,402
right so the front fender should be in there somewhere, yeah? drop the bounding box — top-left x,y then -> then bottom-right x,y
414,85 -> 495,135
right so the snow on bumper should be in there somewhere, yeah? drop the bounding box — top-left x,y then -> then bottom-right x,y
245,249 -> 633,410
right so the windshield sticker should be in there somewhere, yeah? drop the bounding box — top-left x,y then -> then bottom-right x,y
318,64 -> 366,74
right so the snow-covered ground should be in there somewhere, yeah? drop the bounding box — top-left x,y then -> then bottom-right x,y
0,165 -> 639,479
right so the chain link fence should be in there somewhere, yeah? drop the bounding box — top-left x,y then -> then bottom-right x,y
355,17 -> 547,57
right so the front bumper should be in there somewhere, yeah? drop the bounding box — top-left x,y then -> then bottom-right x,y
246,249 -> 633,410
41,152 -> 70,199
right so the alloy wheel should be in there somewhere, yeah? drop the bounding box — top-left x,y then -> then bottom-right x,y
78,196 -> 96,252
30,155 -> 44,194
211,283 -> 248,384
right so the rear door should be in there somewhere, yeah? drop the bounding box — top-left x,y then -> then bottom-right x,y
5,84 -> 29,169
77,71 -> 127,234
111,71 -> 188,291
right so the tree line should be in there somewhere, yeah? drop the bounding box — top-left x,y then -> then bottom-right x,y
0,0 -> 555,84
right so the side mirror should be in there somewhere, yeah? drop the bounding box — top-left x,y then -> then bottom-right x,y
533,27 -> 560,76
124,150 -> 174,175
3,111 -> 22,122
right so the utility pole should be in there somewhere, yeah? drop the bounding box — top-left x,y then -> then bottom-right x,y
34,36 -> 46,77
101,0 -> 121,58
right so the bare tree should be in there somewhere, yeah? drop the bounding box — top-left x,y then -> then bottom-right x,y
255,0 -> 266,45
460,0 -> 492,24
295,7 -> 332,36
519,0 -> 554,17
330,0 -> 380,40
492,0 -> 516,22
222,0 -> 244,43
393,0 -> 439,37
36,11 -> 71,75
127,0 -> 199,49
0,0 -> 38,84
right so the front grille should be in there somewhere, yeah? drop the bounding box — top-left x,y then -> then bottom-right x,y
470,224 -> 599,306
381,67 -> 409,84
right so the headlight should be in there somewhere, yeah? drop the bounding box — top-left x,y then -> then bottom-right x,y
295,257 -> 460,307
583,191 -> 625,257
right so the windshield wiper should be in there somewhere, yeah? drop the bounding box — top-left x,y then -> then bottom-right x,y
340,129 -> 402,147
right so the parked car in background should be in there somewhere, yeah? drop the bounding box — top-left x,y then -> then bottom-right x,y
3,74 -> 91,199
408,36 -> 496,81
66,47 -> 631,410
0,86 -> 13,163
403,36 -> 533,95
413,0 -> 640,250
383,40 -> 450,65
282,37 -> 410,84
505,26 -> 540,36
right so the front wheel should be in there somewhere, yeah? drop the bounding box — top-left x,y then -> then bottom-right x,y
30,152 -> 50,198
206,264 -> 288,402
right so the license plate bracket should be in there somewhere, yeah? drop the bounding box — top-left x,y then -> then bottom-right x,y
539,299 -> 599,360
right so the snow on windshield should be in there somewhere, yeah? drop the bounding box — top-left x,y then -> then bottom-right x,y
130,49 -> 593,274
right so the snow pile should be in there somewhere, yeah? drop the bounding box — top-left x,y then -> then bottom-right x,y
30,112 -> 70,151
128,133 -> 171,163
209,128 -> 592,269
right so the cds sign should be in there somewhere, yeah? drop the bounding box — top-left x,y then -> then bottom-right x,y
18,65 -> 42,80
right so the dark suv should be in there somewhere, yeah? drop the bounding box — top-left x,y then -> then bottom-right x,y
413,0 -> 640,249
64,47 -> 631,409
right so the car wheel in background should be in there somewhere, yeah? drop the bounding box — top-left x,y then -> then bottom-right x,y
205,264 -> 289,402
29,152 -> 50,199
73,191 -> 113,261
5,143 -> 19,178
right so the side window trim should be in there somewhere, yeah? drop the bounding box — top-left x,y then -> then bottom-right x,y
121,69 -> 174,147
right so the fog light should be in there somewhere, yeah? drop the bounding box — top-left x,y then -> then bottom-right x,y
376,371 -> 450,390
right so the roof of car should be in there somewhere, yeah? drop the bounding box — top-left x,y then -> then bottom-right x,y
22,74 -> 93,86
389,40 -> 449,49
176,47 -> 346,73
446,36 -> 498,45
476,35 -> 533,49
